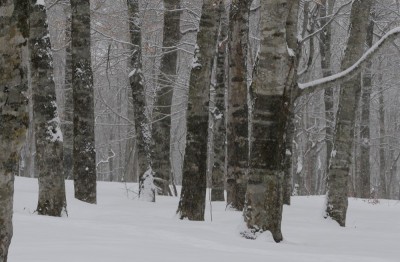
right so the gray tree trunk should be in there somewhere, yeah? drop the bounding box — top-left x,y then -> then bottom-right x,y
151,0 -> 181,196
29,0 -> 67,216
210,0 -> 228,202
358,20 -> 374,199
242,0 -> 298,243
71,0 -> 97,204
0,0 -> 29,260
177,0 -> 222,221
127,0 -> 155,202
378,79 -> 387,198
226,0 -> 251,211
325,0 -> 372,226
62,3 -> 74,180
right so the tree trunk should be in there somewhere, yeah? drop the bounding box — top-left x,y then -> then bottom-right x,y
152,0 -> 181,196
62,3 -> 74,180
0,1 -> 29,260
29,0 -> 67,216
378,78 -> 387,198
242,0 -> 298,243
127,0 -> 155,202
325,0 -> 372,226
226,0 -> 251,211
359,20 -> 374,199
71,0 -> 97,204
210,1 -> 228,202
177,0 -> 222,221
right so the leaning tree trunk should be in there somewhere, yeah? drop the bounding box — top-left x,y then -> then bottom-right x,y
242,0 -> 299,243
226,0 -> 251,210
62,3 -> 74,180
177,0 -> 222,221
127,0 -> 155,202
151,0 -> 181,196
210,1 -> 228,202
325,0 -> 372,226
0,1 -> 29,260
71,0 -> 97,204
29,0 -> 67,216
358,20 -> 374,199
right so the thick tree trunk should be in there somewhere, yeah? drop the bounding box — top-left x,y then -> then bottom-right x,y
226,0 -> 251,211
29,0 -> 67,216
152,0 -> 181,196
177,0 -> 222,221
71,0 -> 97,204
210,1 -> 228,202
0,1 -> 29,260
358,20 -> 374,199
242,0 -> 298,243
378,81 -> 387,198
127,0 -> 155,202
62,4 -> 74,180
325,0 -> 372,226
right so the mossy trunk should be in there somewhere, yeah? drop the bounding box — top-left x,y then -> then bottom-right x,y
152,0 -> 181,196
71,0 -> 97,204
29,0 -> 67,216
0,0 -> 29,260
226,0 -> 251,211
325,0 -> 372,226
177,0 -> 222,221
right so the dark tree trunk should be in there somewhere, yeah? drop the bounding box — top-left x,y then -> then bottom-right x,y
325,0 -> 372,226
71,0 -> 97,204
210,1 -> 228,202
177,0 -> 223,221
29,0 -> 67,216
226,0 -> 251,211
127,0 -> 155,202
0,1 -> 29,260
152,0 -> 181,196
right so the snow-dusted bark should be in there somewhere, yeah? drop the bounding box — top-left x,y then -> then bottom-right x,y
71,0 -> 97,204
0,1 -> 29,260
177,0 -> 223,221
242,0 -> 299,243
29,0 -> 67,216
210,1 -> 228,202
226,0 -> 251,210
325,0 -> 372,226
151,0 -> 181,196
127,0 -> 155,202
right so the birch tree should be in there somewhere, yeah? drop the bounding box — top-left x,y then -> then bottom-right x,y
0,0 -> 29,260
29,0 -> 67,216
71,0 -> 97,204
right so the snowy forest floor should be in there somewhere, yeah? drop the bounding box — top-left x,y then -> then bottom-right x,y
9,177 -> 400,262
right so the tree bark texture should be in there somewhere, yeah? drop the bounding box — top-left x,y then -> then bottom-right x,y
177,0 -> 222,221
127,0 -> 155,202
71,0 -> 97,204
29,0 -> 67,216
210,0 -> 228,202
152,0 -> 181,196
242,0 -> 298,243
0,0 -> 29,260
325,0 -> 372,226
226,0 -> 251,211
62,4 -> 73,180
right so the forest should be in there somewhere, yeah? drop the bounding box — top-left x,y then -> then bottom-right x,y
1,0 -> 400,261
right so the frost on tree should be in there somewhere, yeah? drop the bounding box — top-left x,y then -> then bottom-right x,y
0,0 -> 29,260
127,0 -> 155,202
71,0 -> 97,204
29,0 -> 67,216
177,0 -> 223,220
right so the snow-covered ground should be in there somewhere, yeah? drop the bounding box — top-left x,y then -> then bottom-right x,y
10,177 -> 400,262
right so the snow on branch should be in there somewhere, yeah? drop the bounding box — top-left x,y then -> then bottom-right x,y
297,26 -> 400,97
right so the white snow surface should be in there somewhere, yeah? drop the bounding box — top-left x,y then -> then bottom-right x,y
10,177 -> 400,262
